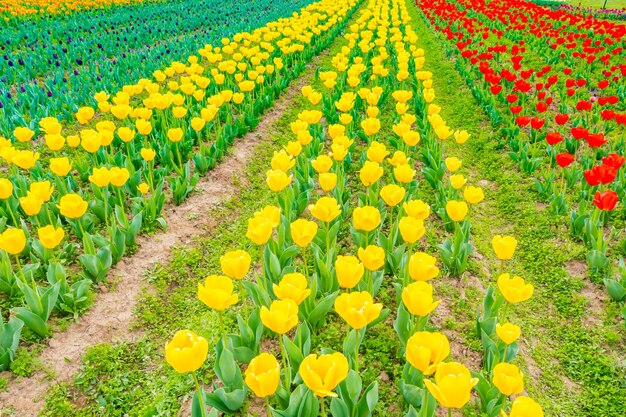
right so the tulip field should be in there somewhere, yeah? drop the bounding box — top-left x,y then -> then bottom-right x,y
0,0 -> 624,416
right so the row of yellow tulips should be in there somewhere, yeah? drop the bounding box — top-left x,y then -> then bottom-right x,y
164,0 -> 543,416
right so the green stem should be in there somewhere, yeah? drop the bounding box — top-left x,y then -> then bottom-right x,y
218,311 -> 227,347
279,337 -> 291,391
77,218 -> 87,240
320,397 -> 326,417
503,344 -> 509,362
192,372 -> 208,417
6,203 -> 19,227
302,247 -> 310,283
355,329 -> 360,373
265,397 -> 272,417
14,255 -> 26,282
448,408 -> 452,417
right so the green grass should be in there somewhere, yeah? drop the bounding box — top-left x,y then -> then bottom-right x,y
568,0 -> 626,9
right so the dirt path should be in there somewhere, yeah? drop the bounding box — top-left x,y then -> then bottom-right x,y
0,61 -> 315,417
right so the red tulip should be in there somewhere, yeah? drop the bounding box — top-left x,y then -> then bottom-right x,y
555,153 -> 575,168
584,165 -> 617,186
515,116 -> 530,126
545,132 -> 562,146
602,154 -> 625,170
571,126 -> 588,140
555,113 -> 569,125
530,117 -> 545,130
586,133 -> 607,148
593,190 -> 618,211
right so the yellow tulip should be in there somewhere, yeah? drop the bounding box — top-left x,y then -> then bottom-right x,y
273,273 -> 311,305
446,200 -> 468,222
198,275 -> 239,311
359,161 -> 383,187
311,155 -> 333,173
445,157 -> 462,172
492,235 -> 517,260
167,128 -> 184,143
327,124 -> 345,140
403,199 -> 430,220
308,197 -> 341,223
29,181 -> 54,202
493,363 -> 524,396
284,141 -> 302,157
366,141 -> 389,163
67,135 -> 80,148
394,163 -> 415,184
12,150 -> 39,170
109,167 -> 130,187
75,107 -> 95,124
37,225 -> 65,250
319,173 -> 337,192
432,124 -> 452,140
260,299 -> 299,334
398,217 -> 425,244
49,157 -> 72,177
497,274 -> 534,303
271,151 -> 295,172
331,143 -> 348,161
388,151 -> 409,167
334,291 -> 382,329
39,117 -> 62,135
352,206 -> 381,232
290,219 -> 318,247
339,113 -> 353,125
117,127 -> 136,143
402,131 -> 421,147
89,167 -> 111,188
507,396 -> 544,417
44,134 -> 65,151
246,216 -> 273,245
357,245 -> 385,271
191,117 -> 206,132
450,174 -> 467,190
137,183 -> 150,195
13,126 -> 35,142
424,362 -> 478,409
380,184 -> 406,207
392,90 -> 412,103
19,193 -> 43,216
360,118 -> 381,137
0,178 -> 13,199
0,228 -> 27,255
464,186 -> 484,205
165,330 -> 208,373
496,323 -> 521,345
220,249 -> 251,280
57,194 -> 88,219
408,252 -> 439,281
299,352 -> 349,398
406,331 -> 450,374
265,169 -> 292,192
136,119 -> 153,136
79,129 -> 101,153
245,353 -> 280,398
402,281 -> 441,317
141,148 -> 156,162
254,205 -> 281,228
335,255 -> 364,289
454,130 -> 470,144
